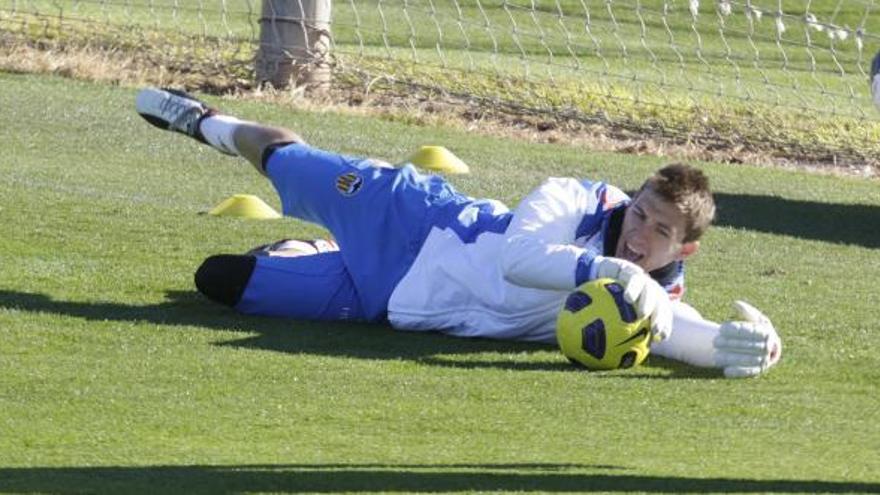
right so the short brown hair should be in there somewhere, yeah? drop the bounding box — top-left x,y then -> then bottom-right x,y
639,163 -> 715,242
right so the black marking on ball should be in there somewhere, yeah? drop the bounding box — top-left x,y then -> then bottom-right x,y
581,319 -> 606,359
617,326 -> 650,347
619,351 -> 638,369
564,291 -> 592,313
604,282 -> 638,323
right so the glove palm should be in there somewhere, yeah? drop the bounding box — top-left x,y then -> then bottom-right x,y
715,301 -> 782,378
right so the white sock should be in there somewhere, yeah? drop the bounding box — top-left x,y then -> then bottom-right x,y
199,115 -> 243,156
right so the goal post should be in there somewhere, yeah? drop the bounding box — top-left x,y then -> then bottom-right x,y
256,0 -> 332,90
3,0 -> 880,164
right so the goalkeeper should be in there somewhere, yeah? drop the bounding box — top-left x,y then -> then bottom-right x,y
136,87 -> 781,378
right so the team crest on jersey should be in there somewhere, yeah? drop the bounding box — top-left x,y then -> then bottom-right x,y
336,172 -> 363,196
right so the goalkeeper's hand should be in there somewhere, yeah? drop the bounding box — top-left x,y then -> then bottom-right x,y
592,256 -> 673,342
715,300 -> 782,378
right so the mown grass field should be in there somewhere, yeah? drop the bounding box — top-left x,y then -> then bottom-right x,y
0,71 -> 879,493
5,0 -> 880,161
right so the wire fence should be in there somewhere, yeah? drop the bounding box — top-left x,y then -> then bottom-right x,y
3,0 -> 880,165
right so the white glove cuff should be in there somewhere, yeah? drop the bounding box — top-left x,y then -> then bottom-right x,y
588,255 -> 607,280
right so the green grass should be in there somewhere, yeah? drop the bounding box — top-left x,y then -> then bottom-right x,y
1,72 -> 880,493
4,0 -> 880,162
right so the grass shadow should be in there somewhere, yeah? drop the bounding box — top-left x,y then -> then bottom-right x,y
415,354 -> 723,379
0,289 -> 717,378
0,463 -> 875,493
713,193 -> 880,249
0,289 -> 536,361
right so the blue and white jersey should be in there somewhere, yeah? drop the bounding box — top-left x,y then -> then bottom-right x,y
388,178 -> 685,344
262,144 -> 685,336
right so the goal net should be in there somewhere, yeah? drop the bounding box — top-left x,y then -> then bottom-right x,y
3,0 -> 880,164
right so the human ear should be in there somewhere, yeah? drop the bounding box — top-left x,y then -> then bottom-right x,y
677,241 -> 699,260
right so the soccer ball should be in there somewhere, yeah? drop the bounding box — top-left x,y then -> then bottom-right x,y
556,278 -> 652,370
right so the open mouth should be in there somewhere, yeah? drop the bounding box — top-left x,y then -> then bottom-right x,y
619,241 -> 645,264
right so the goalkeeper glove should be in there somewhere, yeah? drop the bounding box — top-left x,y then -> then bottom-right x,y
715,300 -> 782,378
592,256 -> 673,342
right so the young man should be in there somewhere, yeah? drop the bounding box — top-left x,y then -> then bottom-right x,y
136,88 -> 781,378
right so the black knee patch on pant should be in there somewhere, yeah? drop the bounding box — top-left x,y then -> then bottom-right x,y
194,255 -> 257,307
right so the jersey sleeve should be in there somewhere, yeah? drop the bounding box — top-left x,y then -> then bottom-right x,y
650,301 -> 719,367
500,177 -> 600,291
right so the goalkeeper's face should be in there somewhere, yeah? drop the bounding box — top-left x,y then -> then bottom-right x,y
616,187 -> 699,273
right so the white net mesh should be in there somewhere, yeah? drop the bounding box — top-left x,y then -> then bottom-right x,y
334,0 -> 874,112
2,0 -> 880,162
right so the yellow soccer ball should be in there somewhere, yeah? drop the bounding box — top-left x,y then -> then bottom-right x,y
556,278 -> 652,370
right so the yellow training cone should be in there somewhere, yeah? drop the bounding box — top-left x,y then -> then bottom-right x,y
208,194 -> 282,219
408,145 -> 470,174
